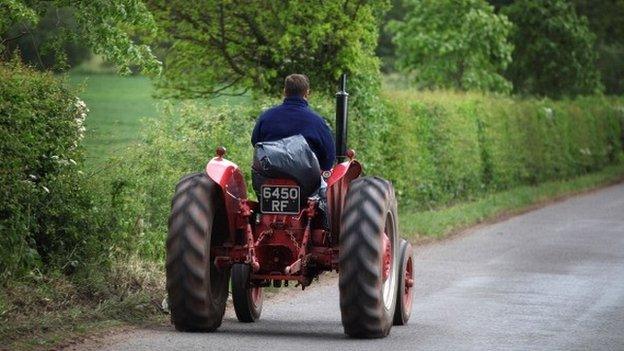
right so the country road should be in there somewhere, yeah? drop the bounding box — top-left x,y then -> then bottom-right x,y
73,183 -> 624,351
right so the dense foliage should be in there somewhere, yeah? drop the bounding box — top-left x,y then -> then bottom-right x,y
502,0 -> 602,98
375,0 -> 407,72
0,0 -> 160,73
148,0 -> 389,98
390,0 -> 513,93
384,92 -> 623,208
0,61 -> 103,279
1,4 -> 89,71
93,102 -> 258,260
573,0 -> 624,95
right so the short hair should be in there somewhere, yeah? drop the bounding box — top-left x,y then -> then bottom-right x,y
284,74 -> 310,97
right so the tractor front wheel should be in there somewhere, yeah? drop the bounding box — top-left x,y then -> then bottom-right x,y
231,263 -> 264,322
339,176 -> 399,338
166,173 -> 230,332
393,239 -> 414,325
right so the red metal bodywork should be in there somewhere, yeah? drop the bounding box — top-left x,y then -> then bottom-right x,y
205,155 -> 248,241
205,152 -> 362,287
326,159 -> 362,241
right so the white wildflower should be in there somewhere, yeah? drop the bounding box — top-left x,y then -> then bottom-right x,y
579,148 -> 592,156
73,97 -> 89,139
51,155 -> 59,160
543,107 -> 554,121
29,174 -> 37,180
42,186 -> 50,193
74,97 -> 88,111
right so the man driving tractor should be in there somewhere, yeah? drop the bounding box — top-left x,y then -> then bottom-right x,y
166,73 -> 413,338
251,74 -> 336,171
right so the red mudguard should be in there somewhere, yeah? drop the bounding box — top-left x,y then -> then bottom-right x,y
205,155 -> 248,240
326,159 -> 362,242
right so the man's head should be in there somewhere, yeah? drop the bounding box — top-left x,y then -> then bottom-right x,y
284,74 -> 310,99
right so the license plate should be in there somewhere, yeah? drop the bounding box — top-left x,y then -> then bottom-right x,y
260,185 -> 300,214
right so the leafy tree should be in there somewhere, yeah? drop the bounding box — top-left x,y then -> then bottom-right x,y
573,0 -> 624,95
0,0 -> 160,73
487,0 -> 514,11
148,0 -> 389,98
376,0 -> 408,72
389,0 -> 513,93
2,4 -> 90,71
502,0 -> 602,97
573,0 -> 624,44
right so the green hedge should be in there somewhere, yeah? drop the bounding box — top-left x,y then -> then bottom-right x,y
93,102 -> 258,261
0,61 -> 104,279
382,91 -> 624,209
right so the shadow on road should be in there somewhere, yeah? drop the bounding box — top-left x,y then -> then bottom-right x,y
146,318 -> 351,341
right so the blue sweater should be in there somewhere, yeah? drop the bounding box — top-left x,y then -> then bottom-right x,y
251,96 -> 336,171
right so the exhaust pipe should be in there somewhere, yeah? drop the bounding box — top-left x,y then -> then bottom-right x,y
335,74 -> 349,161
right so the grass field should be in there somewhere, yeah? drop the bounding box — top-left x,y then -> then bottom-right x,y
68,74 -> 159,167
69,73 -> 253,167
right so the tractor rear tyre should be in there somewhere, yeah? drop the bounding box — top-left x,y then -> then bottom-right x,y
231,263 -> 264,322
393,239 -> 414,325
166,173 -> 230,332
339,176 -> 400,338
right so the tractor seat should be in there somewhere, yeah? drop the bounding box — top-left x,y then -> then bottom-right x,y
251,135 -> 321,201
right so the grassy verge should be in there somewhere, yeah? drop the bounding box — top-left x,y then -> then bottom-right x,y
0,259 -> 166,351
400,163 -> 624,240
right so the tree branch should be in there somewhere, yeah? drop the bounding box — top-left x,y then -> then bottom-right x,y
233,12 -> 269,46
1,31 -> 27,46
217,3 -> 246,76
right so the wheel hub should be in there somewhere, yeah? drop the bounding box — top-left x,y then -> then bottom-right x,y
403,255 -> 414,311
382,231 -> 392,282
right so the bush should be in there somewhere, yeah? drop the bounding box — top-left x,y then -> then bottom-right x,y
502,0 -> 602,97
93,102 -> 259,260
389,0 -> 513,92
0,60 -> 102,279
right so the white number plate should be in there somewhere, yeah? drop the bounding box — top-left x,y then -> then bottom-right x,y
260,185 -> 300,214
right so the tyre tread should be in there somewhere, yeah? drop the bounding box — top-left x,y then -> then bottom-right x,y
339,176 -> 398,338
166,173 -> 228,332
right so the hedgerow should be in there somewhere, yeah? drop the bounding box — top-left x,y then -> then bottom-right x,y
0,60 -> 106,279
382,91 -> 624,209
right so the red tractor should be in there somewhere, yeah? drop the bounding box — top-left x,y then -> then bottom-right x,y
165,75 -> 414,338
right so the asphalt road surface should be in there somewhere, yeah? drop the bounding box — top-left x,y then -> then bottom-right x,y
78,183 -> 624,351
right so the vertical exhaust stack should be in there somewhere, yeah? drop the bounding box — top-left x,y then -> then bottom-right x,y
335,74 -> 349,161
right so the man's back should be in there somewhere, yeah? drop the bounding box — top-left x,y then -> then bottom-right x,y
251,95 -> 336,171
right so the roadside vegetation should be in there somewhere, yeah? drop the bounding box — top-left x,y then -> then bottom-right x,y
401,163 -> 624,239
2,0 -> 624,349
